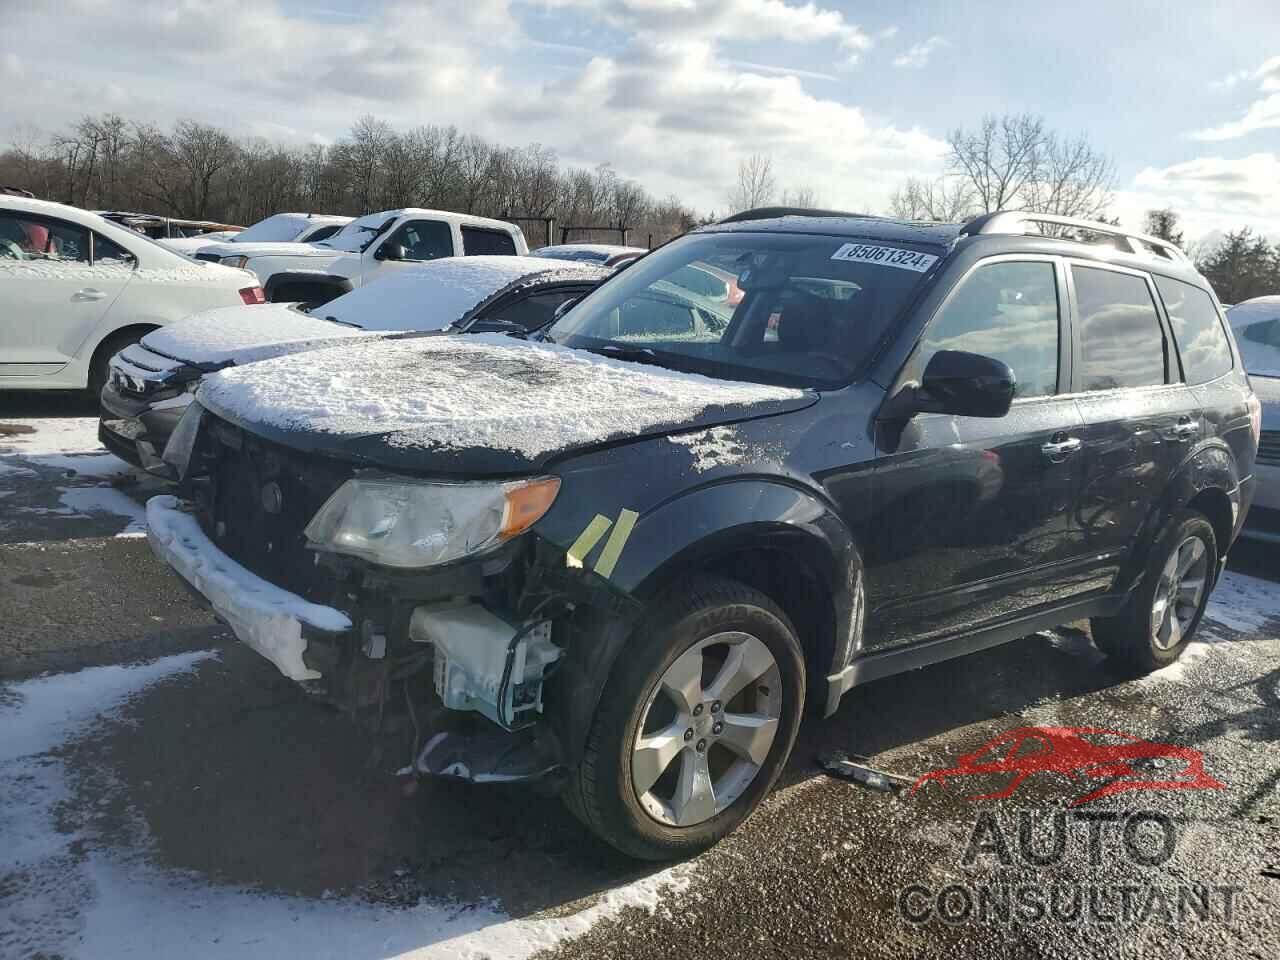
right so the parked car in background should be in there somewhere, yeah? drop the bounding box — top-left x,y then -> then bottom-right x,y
1227,296 -> 1280,543
531,243 -> 647,268
162,213 -> 353,258
99,256 -> 608,470
209,208 -> 528,309
1,196 -> 263,394
147,208 -> 1257,859
98,212 -> 244,240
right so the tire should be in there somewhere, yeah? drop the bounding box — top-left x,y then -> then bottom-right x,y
1091,510 -> 1217,674
88,330 -> 146,399
564,576 -> 805,860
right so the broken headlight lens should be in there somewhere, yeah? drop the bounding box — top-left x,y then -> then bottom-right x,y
303,476 -> 560,568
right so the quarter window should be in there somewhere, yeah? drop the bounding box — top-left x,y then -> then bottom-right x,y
1154,276 -> 1233,385
909,260 -> 1060,399
1072,266 -> 1167,391
461,227 -> 518,256
92,234 -> 137,268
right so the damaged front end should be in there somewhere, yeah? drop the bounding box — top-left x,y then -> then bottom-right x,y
151,403 -> 637,788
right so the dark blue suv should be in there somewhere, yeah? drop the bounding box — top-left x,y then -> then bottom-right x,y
150,208 -> 1262,859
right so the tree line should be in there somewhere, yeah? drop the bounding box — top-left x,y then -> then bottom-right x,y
0,114 -> 699,247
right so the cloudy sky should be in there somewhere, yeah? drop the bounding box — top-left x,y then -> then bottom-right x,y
3,0 -> 1279,242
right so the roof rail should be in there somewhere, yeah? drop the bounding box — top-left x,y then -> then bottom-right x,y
959,211 -> 1188,263
718,206 -> 870,224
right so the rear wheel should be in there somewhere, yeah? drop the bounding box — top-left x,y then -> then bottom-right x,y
564,577 -> 805,860
1091,510 -> 1216,674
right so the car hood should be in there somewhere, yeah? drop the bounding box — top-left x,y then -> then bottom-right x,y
139,303 -> 376,371
197,334 -> 817,476
195,240 -> 338,260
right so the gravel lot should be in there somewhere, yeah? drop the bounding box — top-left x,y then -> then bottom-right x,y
3,397 -> 1278,959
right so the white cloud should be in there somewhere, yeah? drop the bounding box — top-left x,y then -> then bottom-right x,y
0,0 -> 943,215
1193,54 -> 1280,140
892,36 -> 948,69
1114,152 -> 1280,244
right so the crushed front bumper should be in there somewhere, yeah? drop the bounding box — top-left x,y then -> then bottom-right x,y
100,380 -> 192,474
146,494 -> 351,680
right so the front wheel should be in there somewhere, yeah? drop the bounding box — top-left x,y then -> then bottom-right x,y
1091,510 -> 1217,674
564,577 -> 805,860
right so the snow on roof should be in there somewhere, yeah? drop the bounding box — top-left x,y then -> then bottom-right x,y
323,256 -> 607,331
233,213 -> 352,244
199,333 -> 804,460
141,303 -> 373,367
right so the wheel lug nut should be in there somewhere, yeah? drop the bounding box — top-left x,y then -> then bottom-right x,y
711,701 -> 721,713
696,739 -> 707,752
693,704 -> 704,716
712,721 -> 723,735
684,728 -> 694,741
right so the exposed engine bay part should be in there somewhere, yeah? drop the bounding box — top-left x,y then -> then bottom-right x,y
410,603 -> 560,730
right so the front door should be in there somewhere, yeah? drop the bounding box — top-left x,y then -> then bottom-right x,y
366,218 -> 454,284
0,211 -> 130,376
864,257 -> 1090,650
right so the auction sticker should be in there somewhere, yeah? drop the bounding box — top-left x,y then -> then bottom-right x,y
831,243 -> 938,273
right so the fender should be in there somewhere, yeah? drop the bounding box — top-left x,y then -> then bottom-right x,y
544,479 -> 862,764
262,271 -> 354,305
1118,437 -> 1241,592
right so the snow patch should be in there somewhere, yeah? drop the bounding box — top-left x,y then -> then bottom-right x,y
199,334 -> 805,461
1,651 -> 692,960
0,417 -> 105,456
668,425 -> 749,472
1202,569 -> 1280,634
58,486 -> 146,534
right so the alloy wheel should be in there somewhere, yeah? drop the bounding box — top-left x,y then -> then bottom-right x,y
1150,535 -> 1210,651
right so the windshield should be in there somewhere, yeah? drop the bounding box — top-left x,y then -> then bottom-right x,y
546,231 -> 939,388
318,215 -> 396,253
232,215 -> 307,244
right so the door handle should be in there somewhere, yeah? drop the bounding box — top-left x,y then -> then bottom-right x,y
73,288 -> 107,302
1171,418 -> 1200,440
1041,436 -> 1082,460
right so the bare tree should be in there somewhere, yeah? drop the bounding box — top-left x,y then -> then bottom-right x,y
889,176 -> 977,222
780,185 -> 819,208
725,154 -> 776,213
1021,131 -> 1115,220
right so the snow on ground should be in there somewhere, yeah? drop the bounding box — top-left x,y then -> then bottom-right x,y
58,487 -> 146,536
0,653 -> 692,960
199,333 -> 805,460
0,418 -> 106,456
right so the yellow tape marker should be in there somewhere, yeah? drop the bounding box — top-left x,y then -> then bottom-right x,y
593,508 -> 638,579
566,514 -> 612,568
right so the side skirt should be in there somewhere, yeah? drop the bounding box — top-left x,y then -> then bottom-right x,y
822,593 -> 1129,716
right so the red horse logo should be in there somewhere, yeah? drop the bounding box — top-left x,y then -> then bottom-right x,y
910,726 -> 1224,806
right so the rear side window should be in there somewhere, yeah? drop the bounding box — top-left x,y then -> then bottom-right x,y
91,233 -> 137,267
909,260 -> 1061,399
1072,266 -> 1167,391
1154,276 -> 1233,384
0,212 -> 89,263
462,227 -> 518,256
494,289 -> 587,331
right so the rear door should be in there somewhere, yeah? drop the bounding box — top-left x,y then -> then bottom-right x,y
1067,263 -> 1202,594
0,211 -> 131,377
865,256 -> 1089,650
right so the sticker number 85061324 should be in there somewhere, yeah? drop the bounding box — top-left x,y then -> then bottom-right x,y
830,243 -> 938,273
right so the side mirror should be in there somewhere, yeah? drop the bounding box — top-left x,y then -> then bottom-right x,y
884,350 -> 1016,420
376,243 -> 408,261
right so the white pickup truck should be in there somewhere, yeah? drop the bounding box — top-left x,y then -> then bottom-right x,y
203,208 -> 529,307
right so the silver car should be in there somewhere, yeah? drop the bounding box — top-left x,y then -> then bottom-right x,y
1228,297 -> 1280,543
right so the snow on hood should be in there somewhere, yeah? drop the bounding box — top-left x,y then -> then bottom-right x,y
198,334 -> 808,463
141,303 -> 374,367
324,256 -> 607,331
194,240 -> 339,260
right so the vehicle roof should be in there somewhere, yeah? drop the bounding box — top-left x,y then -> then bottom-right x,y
698,213 -> 962,247
349,208 -> 525,232
268,213 -> 354,225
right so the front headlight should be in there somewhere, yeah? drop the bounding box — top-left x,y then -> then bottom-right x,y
304,476 -> 560,569
220,255 -> 249,269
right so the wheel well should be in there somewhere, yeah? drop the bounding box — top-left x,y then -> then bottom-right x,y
89,324 -> 158,374
1186,487 -> 1234,560
693,547 -> 838,703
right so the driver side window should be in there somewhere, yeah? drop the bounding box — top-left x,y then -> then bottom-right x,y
380,219 -> 452,261
906,260 -> 1061,399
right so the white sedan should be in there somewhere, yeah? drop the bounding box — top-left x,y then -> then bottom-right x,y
1,196 -> 264,394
